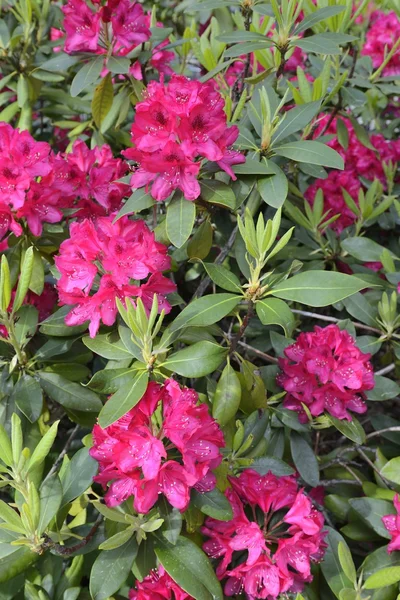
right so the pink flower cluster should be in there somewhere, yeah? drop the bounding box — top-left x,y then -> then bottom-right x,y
0,283 -> 57,338
90,379 -> 225,512
0,124 -> 129,240
202,469 -> 327,599
277,324 -> 375,422
306,116 -> 400,232
55,215 -> 174,337
123,75 -> 245,201
362,11 -> 400,76
383,495 -> 400,553
130,566 -> 192,600
62,0 -> 173,79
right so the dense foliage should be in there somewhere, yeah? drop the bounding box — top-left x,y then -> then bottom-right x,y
1,0 -> 400,598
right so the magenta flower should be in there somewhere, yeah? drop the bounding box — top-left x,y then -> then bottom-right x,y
129,566 -> 193,599
382,495 -> 400,553
55,215 -> 174,337
202,469 -> 327,599
277,324 -> 375,422
362,11 -> 400,76
90,380 -> 225,512
123,75 -> 245,202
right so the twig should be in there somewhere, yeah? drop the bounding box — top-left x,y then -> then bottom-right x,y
42,424 -> 80,485
230,301 -> 254,354
292,309 -> 400,339
356,446 -> 393,487
51,514 -> 103,556
366,426 -> 400,440
319,479 -> 362,487
236,341 -> 278,363
192,225 -> 238,299
338,460 -> 363,485
375,363 -> 396,377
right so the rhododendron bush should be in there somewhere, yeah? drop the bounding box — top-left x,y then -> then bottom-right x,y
2,1 -> 400,599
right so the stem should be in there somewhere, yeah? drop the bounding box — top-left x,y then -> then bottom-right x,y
366,426 -> 400,440
370,38 -> 400,82
42,424 -> 80,486
356,447 -> 393,487
49,515 -> 103,556
230,301 -> 254,354
236,341 -> 278,364
375,363 -> 396,377
3,315 -> 25,365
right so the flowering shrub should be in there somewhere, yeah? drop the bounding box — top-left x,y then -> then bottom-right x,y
1,1 -> 400,599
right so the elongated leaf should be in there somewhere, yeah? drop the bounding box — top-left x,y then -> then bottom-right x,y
364,566 -> 400,589
92,73 -> 113,128
341,237 -> 397,262
294,33 -> 356,55
61,447 -> 98,505
70,56 -> 103,97
27,420 -> 59,473
200,180 -> 236,209
107,56 -> 131,74
328,414 -> 366,445
272,101 -> 321,145
274,141 -> 344,169
87,368 -> 136,394
41,53 -> 80,71
294,6 -> 346,34
290,432 -> 320,487
38,475 -> 62,534
90,538 -> 138,600
98,370 -> 149,428
271,271 -> 368,306
203,263 -> 242,293
170,294 -> 241,332
13,247 -> 34,313
83,334 -> 133,360
348,498 -> 394,538
166,195 -> 196,248
258,161 -> 288,209
256,298 -> 295,337
381,457 -> 400,484
13,374 -> 42,423
114,189 -> 154,220
154,534 -> 223,600
212,363 -> 241,426
38,372 -> 102,413
192,488 -> 233,520
39,306 -> 89,337
163,341 -> 227,377
224,41 -> 274,58
320,528 -> 353,597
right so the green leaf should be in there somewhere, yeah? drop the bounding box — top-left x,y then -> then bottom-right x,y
16,74 -> 28,108
98,527 -> 134,551
39,306 -> 88,337
349,498 -> 394,539
29,248 -> 44,295
200,180 -> 236,210
70,56 -> 103,97
162,341 -> 227,377
170,294 -> 241,332
294,33 -> 356,55
258,161 -> 288,209
272,101 -> 321,145
159,499 -> 182,545
338,541 -> 357,584
14,305 -> 38,347
192,488 -> 233,521
224,41 -> 275,58
341,237 -> 397,262
362,546 -> 400,580
218,31 -> 274,44
0,424 -> 12,466
166,195 -> 196,248
248,456 -> 295,477
83,334 -> 133,360
89,538 -> 138,600
381,458 -> 400,485
342,293 -> 377,327
13,247 -> 34,313
212,363 -> 241,426
92,73 -> 113,128
107,56 -> 131,74
187,220 -> 213,260
367,376 -> 400,401
256,298 -> 295,337
13,374 -> 42,423
41,53 -> 80,71
233,158 -> 274,175
87,368 -> 136,394
202,263 -> 242,293
274,141 -> 344,169
294,6 -> 346,34
320,528 -> 353,598
0,500 -> 25,532
61,447 -> 98,505
327,414 -> 366,445
0,547 -> 37,584
98,370 -> 149,428
290,432 -> 320,487
271,271 -> 368,306
38,372 -> 102,413
114,189 -> 154,220
38,475 -> 62,534
364,567 -> 400,589
154,534 -> 223,600
27,420 -> 59,473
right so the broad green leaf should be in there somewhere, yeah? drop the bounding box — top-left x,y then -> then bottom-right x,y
89,538 -> 138,600
38,372 -> 102,413
187,220 -> 213,260
364,567 -> 400,589
13,374 -> 42,423
87,368 -> 136,394
338,541 -> 357,584
248,456 -> 295,477
362,546 -> 400,580
233,158 -> 274,175
0,255 -> 11,312
272,101 -> 321,145
99,527 -> 134,550
258,161 -> 288,209
0,500 -> 25,532
212,363 -> 241,426
159,499 -> 182,545
41,53 -> 80,71
290,432 -> 320,487
294,6 -> 346,34
224,41 -> 275,58
98,370 -> 149,428
166,195 -> 196,248
27,421 -> 59,473
107,56 -> 131,74
341,237 -> 398,262
39,306 -> 89,337
274,141 -> 344,170
271,271 -> 368,306
83,334 -> 133,360
170,294 -> 241,332
217,31 -> 274,44
294,33 -> 356,55
92,73 -> 113,128
0,424 -> 12,466
61,447 -> 98,505
154,534 -> 223,600
381,458 -> 400,485
256,298 -> 295,337
70,56 -> 103,97
192,488 -> 233,520
328,414 -> 366,445
320,528 -> 353,598
342,293 -> 377,327
162,341 -> 227,377
38,475 -> 62,534
202,263 -> 242,293
0,547 -> 37,584
367,376 -> 400,401
29,248 -> 44,295
13,247 -> 34,313
200,180 -> 236,209
348,498 -> 395,539
114,189 -> 154,220
14,305 -> 38,347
